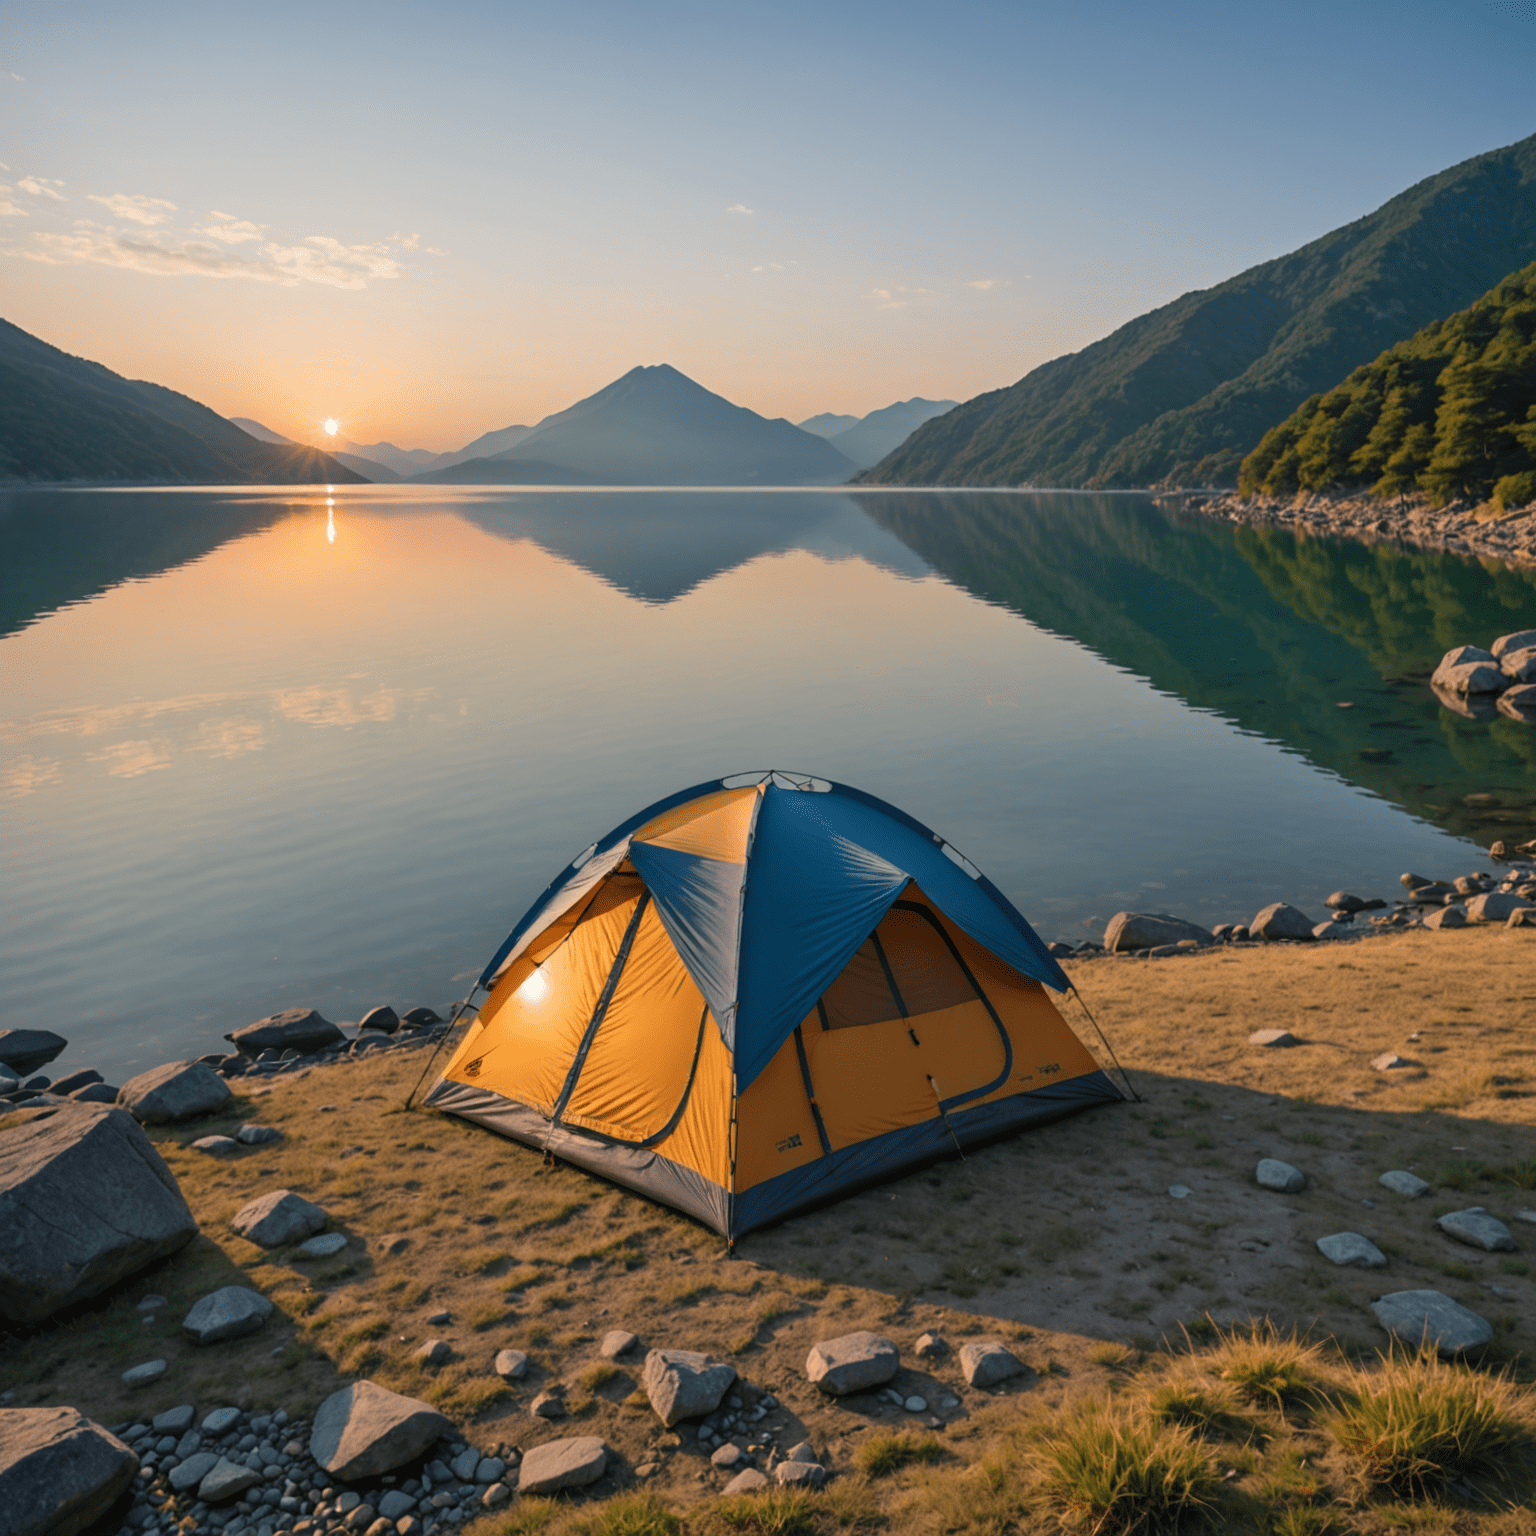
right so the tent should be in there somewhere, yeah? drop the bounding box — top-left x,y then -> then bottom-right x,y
422,772 -> 1122,1238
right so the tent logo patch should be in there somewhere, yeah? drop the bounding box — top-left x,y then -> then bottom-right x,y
776,1133 -> 802,1153
464,1058 -> 484,1079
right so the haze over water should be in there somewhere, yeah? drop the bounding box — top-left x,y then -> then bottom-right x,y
4,486 -> 1533,1083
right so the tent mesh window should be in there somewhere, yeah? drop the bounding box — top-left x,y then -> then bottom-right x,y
817,901 -> 979,1028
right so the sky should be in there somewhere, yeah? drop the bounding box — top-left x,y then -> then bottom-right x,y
2,0 -> 1533,451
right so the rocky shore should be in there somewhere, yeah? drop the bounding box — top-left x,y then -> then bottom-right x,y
1162,487 -> 1536,568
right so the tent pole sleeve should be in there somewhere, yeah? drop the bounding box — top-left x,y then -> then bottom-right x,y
792,1025 -> 833,1155
404,984 -> 481,1110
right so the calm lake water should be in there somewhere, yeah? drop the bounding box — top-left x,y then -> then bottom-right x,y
4,486 -> 1534,1082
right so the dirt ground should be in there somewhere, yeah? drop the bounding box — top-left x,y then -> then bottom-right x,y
2,926 -> 1533,1530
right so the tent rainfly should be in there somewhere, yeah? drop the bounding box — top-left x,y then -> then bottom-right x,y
422,772 -> 1123,1238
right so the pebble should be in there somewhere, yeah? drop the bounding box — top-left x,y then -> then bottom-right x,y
192,1135 -> 240,1154
1168,1185 -> 1192,1199
237,1124 -> 284,1145
297,1231 -> 349,1259
493,1349 -> 528,1380
426,1311 -> 452,1325
413,1340 -> 451,1366
123,1360 -> 168,1386
913,1332 -> 949,1357
1379,1169 -> 1430,1198
1371,1053 -> 1412,1071
903,1396 -> 927,1413
1316,1232 -> 1387,1268
1248,1029 -> 1296,1048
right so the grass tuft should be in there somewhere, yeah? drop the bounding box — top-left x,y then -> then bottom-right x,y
703,1489 -> 823,1536
856,1431 -> 945,1477
1206,1324 -> 1326,1412
570,1495 -> 684,1536
1146,1378 -> 1245,1441
579,1362 -> 622,1393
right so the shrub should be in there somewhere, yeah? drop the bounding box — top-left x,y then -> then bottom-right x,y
857,1430 -> 945,1476
1206,1325 -> 1326,1411
1325,1347 -> 1528,1498
1037,1402 -> 1219,1534
1494,470 -> 1536,513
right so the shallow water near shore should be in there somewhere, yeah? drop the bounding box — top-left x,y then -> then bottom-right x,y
3,485 -> 1533,1081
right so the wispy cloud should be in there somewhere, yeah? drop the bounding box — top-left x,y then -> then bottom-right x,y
869,285 -> 935,310
967,277 -> 1017,290
0,192 -> 25,218
17,174 -> 65,200
751,261 -> 785,273
197,211 -> 269,244
727,203 -> 754,214
89,192 -> 177,226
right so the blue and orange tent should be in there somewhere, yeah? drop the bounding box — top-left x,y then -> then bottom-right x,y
424,772 -> 1122,1238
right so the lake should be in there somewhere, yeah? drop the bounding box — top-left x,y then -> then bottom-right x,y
4,485 -> 1533,1083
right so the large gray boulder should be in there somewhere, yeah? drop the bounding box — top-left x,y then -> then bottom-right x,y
1437,1208 -> 1516,1252
0,1407 -> 139,1536
309,1381 -> 453,1482
182,1285 -> 274,1343
959,1341 -> 1026,1387
0,1105 -> 197,1323
117,1061 -> 231,1124
0,1031 -> 67,1076
1250,903 -> 1316,942
517,1437 -> 608,1495
805,1331 -> 899,1395
230,1189 -> 328,1248
1491,628 -> 1536,659
1465,892 -> 1534,924
1501,647 -> 1536,683
358,1006 -> 400,1034
225,1008 -> 345,1058
1102,912 -> 1213,954
1432,646 -> 1506,694
642,1349 -> 736,1426
1371,1290 -> 1491,1355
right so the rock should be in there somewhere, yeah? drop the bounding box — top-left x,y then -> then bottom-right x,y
482,1485 -> 511,1510
643,1349 -> 737,1425
230,1189 -> 328,1248
1409,882 -> 1456,903
958,1341 -> 1025,1388
517,1437 -> 608,1495
1378,1170 -> 1429,1198
0,1104 -> 197,1323
1466,892 -> 1534,924
151,1405 -> 194,1433
531,1391 -> 566,1420
1248,1029 -> 1296,1047
600,1329 -> 638,1360
1371,1053 -> 1413,1071
298,1230 -> 349,1259
904,1395 -> 927,1412
1316,1232 -> 1386,1267
913,1332 -> 949,1357
1422,906 -> 1467,931
168,1451 -> 220,1491
201,1407 -> 241,1434
493,1349 -> 528,1380
1256,1159 -> 1305,1192
413,1340 -> 451,1366
1400,871 -> 1432,890
182,1285 -> 273,1343
310,1381 -> 453,1481
0,1030 -> 68,1076
0,1407 -> 140,1536
449,1448 -> 480,1480
226,1008 -> 346,1057
1491,628 -> 1536,659
1432,646 -> 1506,694
1312,920 -> 1352,941
191,1135 -> 239,1154
1497,683 -> 1536,721
1250,903 -> 1315,942
120,1360 -> 166,1386
1168,1184 -> 1192,1199
1102,912 -> 1213,953
476,1457 -> 506,1483
724,1468 -> 769,1495
359,1007 -> 401,1034
711,1444 -> 746,1468
1437,1208 -> 1516,1252
376,1491 -> 417,1521
805,1331 -> 899,1396
1324,892 -> 1366,912
402,1007 -> 442,1027
775,1461 -> 827,1488
1511,908 -> 1536,928
1371,1290 -> 1492,1355
197,1458 -> 262,1502
49,1069 -> 102,1096
236,1124 -> 284,1145
426,1311 -> 451,1325
117,1061 -> 232,1123
70,1084 -> 120,1104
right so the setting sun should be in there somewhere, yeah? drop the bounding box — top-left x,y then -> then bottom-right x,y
322,418 -> 340,436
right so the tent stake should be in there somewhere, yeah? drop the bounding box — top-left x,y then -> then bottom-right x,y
927,1076 -> 967,1160
1068,983 -> 1140,1102
404,985 -> 481,1110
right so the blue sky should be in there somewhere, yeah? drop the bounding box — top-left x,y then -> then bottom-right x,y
2,0 -> 1532,446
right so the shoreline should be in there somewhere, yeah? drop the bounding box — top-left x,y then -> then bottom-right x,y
1161,487 -> 1536,568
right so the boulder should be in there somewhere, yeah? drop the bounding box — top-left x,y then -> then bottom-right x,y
1371,1053 -> 1413,1071
1466,892 -> 1534,924
191,1135 -> 239,1154
225,1008 -> 345,1059
1248,1029 -> 1296,1048
1491,628 -> 1536,659
805,1331 -> 899,1395
0,1105 -> 197,1323
1408,882 -> 1456,904
309,1381 -> 453,1481
643,1349 -> 736,1426
1371,1290 -> 1491,1355
1250,903 -> 1315,942
774,1461 -> 827,1488
1315,1232 -> 1386,1267
1423,906 -> 1467,931
236,1124 -> 283,1145
1511,908 -> 1536,928
0,1030 -> 67,1076
1312,920 -> 1352,941
494,1349 -> 529,1380
359,1006 -> 401,1034
958,1341 -> 1025,1388
1324,892 -> 1366,912
1432,646 -> 1506,694
49,1069 -> 102,1096
1499,683 -> 1536,721
0,1407 -> 139,1536
724,1468 -> 769,1495
517,1437 -> 608,1495
711,1443 -> 747,1469
70,1083 -> 120,1104
1102,912 -> 1213,954
531,1391 -> 566,1420
401,1007 -> 442,1027
230,1189 -> 328,1248
1437,1208 -> 1516,1252
1255,1159 -> 1304,1193
600,1329 -> 638,1360
117,1061 -> 231,1124
1378,1170 -> 1429,1198
297,1231 -> 348,1259
197,1458 -> 262,1503
1500,648 -> 1536,683
182,1285 -> 274,1343
914,1332 -> 949,1357
413,1340 -> 451,1366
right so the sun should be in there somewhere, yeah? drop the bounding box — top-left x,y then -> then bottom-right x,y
322,418 -> 341,437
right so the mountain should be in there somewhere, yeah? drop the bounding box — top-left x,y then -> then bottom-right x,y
413,364 -> 855,485
798,412 -> 860,438
1239,261 -> 1536,510
859,132 -> 1536,490
229,417 -> 400,482
432,422 -> 534,471
825,398 -> 957,470
0,322 -> 366,485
